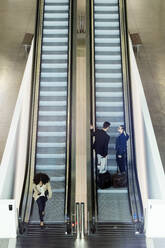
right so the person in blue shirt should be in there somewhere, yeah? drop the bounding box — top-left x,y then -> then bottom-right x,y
115,125 -> 129,173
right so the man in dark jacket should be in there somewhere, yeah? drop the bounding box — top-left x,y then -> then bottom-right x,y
91,121 -> 110,174
116,125 -> 129,173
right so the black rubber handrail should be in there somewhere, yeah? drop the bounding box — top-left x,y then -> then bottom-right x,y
119,0 -> 144,231
64,0 -> 74,232
18,0 -> 44,232
89,0 -> 98,232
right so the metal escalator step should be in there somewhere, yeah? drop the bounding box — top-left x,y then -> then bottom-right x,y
96,106 -> 123,112
37,170 -> 65,178
95,6 -> 118,12
38,132 -> 66,138
43,37 -> 68,43
39,106 -> 66,112
98,192 -> 131,222
44,10 -> 68,14
43,42 -> 68,46
96,116 -> 124,123
96,121 -> 124,127
96,111 -> 123,117
37,142 -> 65,148
44,18 -> 68,22
42,46 -> 67,51
96,74 -> 121,79
37,146 -> 65,154
45,3 -> 69,7
96,87 -> 122,92
96,92 -> 122,97
36,157 -> 65,165
98,188 -> 127,194
43,34 -> 68,39
95,68 -> 121,74
95,38 -> 120,43
95,0 -> 118,3
42,59 -> 67,64
40,91 -> 67,96
95,18 -> 119,23
43,29 -> 68,35
41,68 -> 67,73
95,65 -> 121,70
42,64 -> 67,69
95,14 -> 119,19
40,86 -> 67,91
43,26 -> 68,31
40,96 -> 66,102
44,22 -> 68,27
95,60 -> 121,64
40,82 -> 67,87
96,102 -> 123,107
39,116 -> 67,122
39,101 -> 66,107
36,153 -> 65,159
37,135 -> 66,143
95,46 -> 120,52
42,50 -> 67,55
95,51 -> 120,56
96,96 -> 123,102
95,22 -> 119,28
95,3 -> 118,7
50,176 -> 65,181
95,43 -> 120,47
96,82 -> 122,87
50,180 -> 65,189
96,78 -> 122,83
36,164 -> 65,170
95,34 -> 119,39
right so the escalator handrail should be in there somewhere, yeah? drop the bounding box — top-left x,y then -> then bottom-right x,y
64,0 -> 73,223
89,0 -> 98,225
18,0 -> 45,225
119,0 -> 144,230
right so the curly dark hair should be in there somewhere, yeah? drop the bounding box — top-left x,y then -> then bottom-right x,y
33,173 -> 50,185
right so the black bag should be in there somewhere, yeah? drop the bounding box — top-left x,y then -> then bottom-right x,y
112,173 -> 127,188
97,171 -> 112,189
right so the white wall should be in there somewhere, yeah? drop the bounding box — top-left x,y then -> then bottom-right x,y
0,42 -> 34,207
129,38 -> 165,237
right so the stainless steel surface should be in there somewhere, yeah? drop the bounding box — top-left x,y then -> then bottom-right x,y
81,202 -> 85,238
76,202 -> 80,239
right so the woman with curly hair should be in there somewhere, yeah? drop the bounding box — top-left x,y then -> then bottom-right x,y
33,173 -> 52,227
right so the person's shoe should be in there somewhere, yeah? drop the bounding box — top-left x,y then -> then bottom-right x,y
40,221 -> 44,228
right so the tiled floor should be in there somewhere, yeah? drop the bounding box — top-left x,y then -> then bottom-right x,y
127,0 -> 165,169
0,0 -> 164,172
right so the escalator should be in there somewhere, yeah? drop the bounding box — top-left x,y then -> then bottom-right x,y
87,0 -> 146,246
17,0 -> 76,242
30,0 -> 70,224
94,0 -> 130,223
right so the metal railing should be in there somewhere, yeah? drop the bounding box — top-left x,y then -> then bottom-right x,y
119,0 -> 144,231
64,0 -> 74,231
76,202 -> 85,239
18,0 -> 45,229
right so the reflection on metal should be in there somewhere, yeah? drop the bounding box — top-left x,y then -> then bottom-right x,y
81,202 -> 85,239
76,202 -> 80,239
77,14 -> 86,33
119,0 -> 144,231
65,0 -> 73,230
